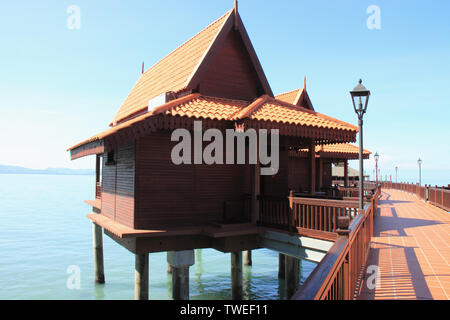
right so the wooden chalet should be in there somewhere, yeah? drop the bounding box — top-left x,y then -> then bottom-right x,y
67,6 -> 372,300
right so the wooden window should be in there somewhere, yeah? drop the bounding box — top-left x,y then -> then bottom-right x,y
105,151 -> 116,166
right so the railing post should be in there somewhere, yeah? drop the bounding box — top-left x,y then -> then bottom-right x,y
336,216 -> 350,300
289,190 -> 295,232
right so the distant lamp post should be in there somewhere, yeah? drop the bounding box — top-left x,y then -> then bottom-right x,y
418,158 -> 423,186
395,166 -> 398,183
350,79 -> 371,210
374,152 -> 380,186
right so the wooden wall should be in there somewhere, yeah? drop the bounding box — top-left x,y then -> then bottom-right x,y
134,132 -> 252,229
288,157 -> 310,193
198,30 -> 264,101
261,148 -> 289,197
100,143 -> 135,228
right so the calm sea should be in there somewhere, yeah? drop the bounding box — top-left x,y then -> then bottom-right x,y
0,174 -> 316,300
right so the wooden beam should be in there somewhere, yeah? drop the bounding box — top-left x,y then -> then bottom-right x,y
309,140 -> 316,194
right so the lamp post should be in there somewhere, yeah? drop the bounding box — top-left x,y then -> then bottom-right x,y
395,166 -> 398,183
418,158 -> 422,186
350,79 -> 371,210
374,152 -> 379,186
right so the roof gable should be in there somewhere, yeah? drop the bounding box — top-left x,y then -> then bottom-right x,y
113,9 -> 273,125
276,85 -> 314,111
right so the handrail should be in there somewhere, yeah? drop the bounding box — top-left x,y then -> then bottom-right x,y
292,186 -> 380,300
381,182 -> 449,211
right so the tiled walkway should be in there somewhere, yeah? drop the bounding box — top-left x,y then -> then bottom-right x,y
358,189 -> 450,300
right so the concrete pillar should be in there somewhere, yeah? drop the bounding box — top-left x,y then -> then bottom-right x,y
167,250 -> 195,300
243,250 -> 252,266
231,251 -> 243,300
285,255 -> 299,300
92,223 -> 105,284
278,253 -> 285,279
135,253 -> 149,300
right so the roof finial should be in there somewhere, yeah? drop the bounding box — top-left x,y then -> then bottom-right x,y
234,0 -> 239,30
142,61 -> 144,74
304,76 -> 306,90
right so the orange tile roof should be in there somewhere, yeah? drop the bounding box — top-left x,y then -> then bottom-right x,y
69,94 -> 358,152
317,143 -> 371,155
248,98 -> 357,131
275,88 -> 302,105
113,10 -> 233,124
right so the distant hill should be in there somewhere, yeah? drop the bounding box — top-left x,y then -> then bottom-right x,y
0,165 -> 94,176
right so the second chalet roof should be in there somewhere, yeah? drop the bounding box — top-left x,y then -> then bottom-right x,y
276,88 -> 303,105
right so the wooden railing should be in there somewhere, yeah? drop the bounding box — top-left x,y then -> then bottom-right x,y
258,195 -> 291,230
337,186 -> 376,198
292,187 -> 380,300
291,197 -> 359,235
381,182 -> 449,211
258,193 -> 360,241
95,182 -> 102,200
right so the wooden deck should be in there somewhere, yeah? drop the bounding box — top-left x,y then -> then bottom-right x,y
358,189 -> 450,300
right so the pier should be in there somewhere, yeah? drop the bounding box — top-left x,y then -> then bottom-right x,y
358,188 -> 450,300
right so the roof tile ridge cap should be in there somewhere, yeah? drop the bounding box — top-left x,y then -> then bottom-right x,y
232,94 -> 270,120
269,96 -> 316,115
151,93 -> 201,116
142,9 -> 234,77
183,10 -> 234,88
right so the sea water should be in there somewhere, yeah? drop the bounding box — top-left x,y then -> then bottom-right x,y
0,174 -> 316,300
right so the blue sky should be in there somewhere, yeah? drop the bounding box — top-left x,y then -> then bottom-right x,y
0,0 -> 449,185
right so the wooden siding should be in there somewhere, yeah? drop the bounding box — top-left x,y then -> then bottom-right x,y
288,157 -> 310,193
261,148 -> 289,197
135,132 -> 252,229
198,30 -> 264,101
100,143 -> 135,228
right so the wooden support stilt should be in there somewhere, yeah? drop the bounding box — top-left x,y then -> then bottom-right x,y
172,266 -> 189,300
92,222 -> 105,284
278,253 -> 285,279
135,253 -> 149,300
243,250 -> 252,266
231,251 -> 243,300
285,255 -> 299,299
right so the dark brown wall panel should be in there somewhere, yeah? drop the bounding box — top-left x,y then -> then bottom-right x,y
135,132 -> 251,229
100,143 -> 135,228
261,148 -> 289,197
288,157 -> 310,193
199,30 -> 263,101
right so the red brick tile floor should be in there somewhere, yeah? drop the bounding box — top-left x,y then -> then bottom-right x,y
358,189 -> 450,300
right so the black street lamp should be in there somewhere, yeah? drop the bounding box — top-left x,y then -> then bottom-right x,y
350,79 -> 371,210
374,152 -> 380,186
418,158 -> 423,186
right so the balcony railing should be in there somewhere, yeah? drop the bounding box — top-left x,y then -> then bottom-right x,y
95,182 -> 102,200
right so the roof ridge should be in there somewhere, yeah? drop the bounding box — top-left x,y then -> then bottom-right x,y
232,94 -> 270,120
143,9 -> 233,77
